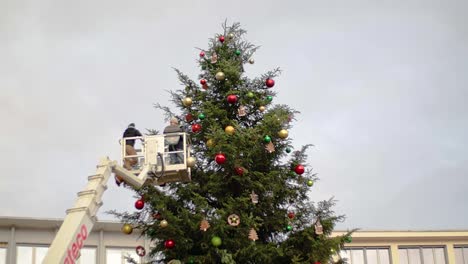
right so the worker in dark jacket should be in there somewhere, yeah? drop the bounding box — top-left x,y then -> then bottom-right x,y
163,117 -> 183,164
116,123 -> 143,186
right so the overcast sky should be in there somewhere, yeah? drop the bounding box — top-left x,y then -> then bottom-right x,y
1,0 -> 467,230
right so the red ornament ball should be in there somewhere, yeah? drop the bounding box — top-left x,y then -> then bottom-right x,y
287,212 -> 295,219
227,94 -> 238,104
265,78 -> 275,88
164,239 -> 175,249
294,164 -> 305,175
235,167 -> 244,176
200,79 -> 207,85
192,123 -> 202,133
135,199 -> 144,210
219,36 -> 225,43
202,84 -> 208,90
185,113 -> 194,122
199,51 -> 205,57
215,153 -> 226,165
136,245 -> 146,257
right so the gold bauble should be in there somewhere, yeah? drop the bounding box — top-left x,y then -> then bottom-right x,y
187,157 -> 196,167
121,223 -> 133,235
225,125 -> 235,135
206,139 -> 215,148
248,58 -> 255,64
160,219 -> 169,228
215,71 -> 225,81
182,97 -> 192,107
278,129 -> 289,139
259,106 -> 266,112
227,33 -> 235,40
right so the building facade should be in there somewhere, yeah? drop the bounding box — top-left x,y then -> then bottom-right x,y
1,216 -> 467,264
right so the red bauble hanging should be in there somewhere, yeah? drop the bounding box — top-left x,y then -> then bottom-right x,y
215,153 -> 226,164
219,36 -> 225,43
135,199 -> 144,210
200,79 -> 207,85
136,245 -> 146,257
227,94 -> 238,104
202,84 -> 208,90
185,113 -> 194,122
287,212 -> 295,219
294,164 -> 305,175
235,167 -> 244,176
164,239 -> 176,249
199,51 -> 205,57
265,78 -> 275,88
192,123 -> 202,133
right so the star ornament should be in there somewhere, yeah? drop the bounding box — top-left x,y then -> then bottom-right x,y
227,214 -> 240,226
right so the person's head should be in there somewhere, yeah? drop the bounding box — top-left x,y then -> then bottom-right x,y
128,123 -> 135,128
170,117 -> 179,126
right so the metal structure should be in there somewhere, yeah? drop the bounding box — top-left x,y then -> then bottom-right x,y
42,133 -> 191,264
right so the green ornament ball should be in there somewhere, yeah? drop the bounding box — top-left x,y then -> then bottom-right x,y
235,50 -> 241,56
344,236 -> 352,243
187,258 -> 195,264
211,236 -> 222,247
286,225 -> 292,231
264,135 -> 271,143
266,95 -> 273,102
285,147 -> 292,153
198,113 -> 205,120
307,180 -> 314,187
247,92 -> 254,98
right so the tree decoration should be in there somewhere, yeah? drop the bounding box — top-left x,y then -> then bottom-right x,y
248,228 -> 258,241
287,212 -> 295,219
248,58 -> 255,64
191,123 -> 202,133
235,167 -> 244,176
266,95 -> 273,102
237,105 -> 247,116
187,157 -> 196,167
198,113 -> 205,120
160,219 -> 169,228
182,97 -> 193,107
206,139 -> 214,148
199,51 -> 205,57
247,91 -> 254,98
136,245 -> 146,257
250,191 -> 259,204
265,78 -> 275,88
121,223 -> 133,235
294,164 -> 305,175
200,219 -> 210,231
215,71 -> 226,81
227,33 -> 235,40
200,79 -> 207,85
165,239 -> 176,249
211,52 -> 218,63
215,153 -> 226,164
235,50 -> 241,56
315,219 -> 323,235
263,135 -> 271,143
185,113 -> 194,122
278,129 -> 288,139
227,94 -> 238,104
307,180 -> 314,187
152,212 -> 162,220
227,214 -> 240,226
202,84 -> 209,90
211,236 -> 222,247
286,224 -> 293,231
344,236 -> 353,243
259,106 -> 266,112
135,199 -> 144,210
219,35 -> 225,43
225,125 -> 235,135
285,147 -> 292,153
265,141 -> 275,153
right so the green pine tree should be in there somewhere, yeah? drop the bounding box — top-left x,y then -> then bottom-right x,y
111,22 -> 353,264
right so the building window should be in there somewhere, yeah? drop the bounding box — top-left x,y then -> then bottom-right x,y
455,246 -> 468,264
340,247 -> 391,264
16,246 -> 96,264
107,248 -> 141,264
0,247 -> 6,264
399,247 -> 447,264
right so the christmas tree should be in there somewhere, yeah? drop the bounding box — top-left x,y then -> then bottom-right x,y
111,22 -> 353,264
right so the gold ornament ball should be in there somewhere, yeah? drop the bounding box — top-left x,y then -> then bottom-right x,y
160,220 -> 169,228
259,106 -> 266,112
206,139 -> 215,148
225,125 -> 235,135
187,157 -> 196,167
182,97 -> 192,107
227,33 -> 235,40
121,223 -> 133,235
248,58 -> 255,64
215,71 -> 226,81
278,129 -> 289,139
